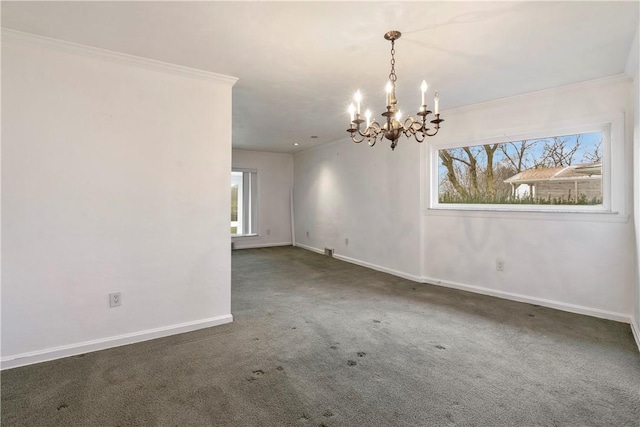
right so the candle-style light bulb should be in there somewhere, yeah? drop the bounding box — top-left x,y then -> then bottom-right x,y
421,80 -> 428,106
434,91 -> 440,115
354,90 -> 362,114
348,103 -> 355,122
385,81 -> 393,106
395,110 -> 402,121
365,109 -> 372,126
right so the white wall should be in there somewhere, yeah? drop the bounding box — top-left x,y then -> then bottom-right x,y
422,76 -> 634,321
627,28 -> 640,345
232,150 -> 294,249
294,76 -> 636,323
294,137 -> 422,280
1,31 -> 237,368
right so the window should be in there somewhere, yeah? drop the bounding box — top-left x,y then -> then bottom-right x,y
430,115 -> 621,214
231,169 -> 257,236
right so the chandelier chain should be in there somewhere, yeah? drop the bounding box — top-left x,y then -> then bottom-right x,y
389,39 -> 397,83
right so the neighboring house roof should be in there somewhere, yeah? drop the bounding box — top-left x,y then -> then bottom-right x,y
504,163 -> 602,184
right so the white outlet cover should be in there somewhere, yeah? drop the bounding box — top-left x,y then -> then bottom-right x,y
109,292 -> 121,307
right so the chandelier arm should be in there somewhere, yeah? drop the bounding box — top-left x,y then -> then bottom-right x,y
368,120 -> 382,134
359,123 -> 388,146
413,131 -> 427,143
368,134 -> 379,147
374,131 -> 386,146
350,134 -> 366,144
406,128 -> 421,140
358,121 -> 381,138
350,127 -> 369,143
405,116 -> 427,135
424,127 -> 440,137
402,116 -> 416,130
363,126 -> 384,145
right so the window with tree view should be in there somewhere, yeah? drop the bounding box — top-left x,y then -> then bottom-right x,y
437,130 -> 604,207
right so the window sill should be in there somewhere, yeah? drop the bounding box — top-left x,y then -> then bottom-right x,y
424,206 -> 629,223
231,233 -> 259,238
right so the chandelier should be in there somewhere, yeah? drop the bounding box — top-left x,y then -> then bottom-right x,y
347,30 -> 444,150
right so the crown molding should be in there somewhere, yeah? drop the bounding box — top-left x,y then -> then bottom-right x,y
443,74 -> 631,116
1,28 -> 239,86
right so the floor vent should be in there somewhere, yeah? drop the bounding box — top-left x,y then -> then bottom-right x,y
324,248 -> 334,257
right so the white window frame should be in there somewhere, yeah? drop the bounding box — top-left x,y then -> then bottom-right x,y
427,113 -> 626,219
231,168 -> 258,237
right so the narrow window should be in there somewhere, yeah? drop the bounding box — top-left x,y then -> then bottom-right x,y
231,170 -> 257,236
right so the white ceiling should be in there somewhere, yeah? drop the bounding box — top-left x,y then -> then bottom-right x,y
2,1 -> 638,154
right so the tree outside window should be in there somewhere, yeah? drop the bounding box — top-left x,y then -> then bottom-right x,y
438,131 -> 603,206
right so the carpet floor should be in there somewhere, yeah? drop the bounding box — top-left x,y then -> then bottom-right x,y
2,246 -> 639,426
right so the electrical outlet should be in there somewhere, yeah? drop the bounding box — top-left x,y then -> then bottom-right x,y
109,292 -> 122,307
345,238 -> 349,245
266,229 -> 271,235
496,259 -> 505,272
306,231 -> 310,238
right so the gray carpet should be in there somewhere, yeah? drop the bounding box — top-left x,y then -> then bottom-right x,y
2,246 -> 639,426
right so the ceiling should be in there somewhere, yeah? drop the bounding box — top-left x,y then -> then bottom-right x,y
2,1 -> 638,154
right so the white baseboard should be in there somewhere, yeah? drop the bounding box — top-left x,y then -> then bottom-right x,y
295,244 -> 422,282
333,253 -> 423,283
233,242 -> 292,250
294,243 -> 632,325
421,276 -> 631,323
294,242 -> 325,255
1,314 -> 233,370
631,318 -> 640,352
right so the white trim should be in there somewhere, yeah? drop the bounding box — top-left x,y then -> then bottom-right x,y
431,119 -> 613,152
421,276 -> 630,323
333,254 -> 423,283
441,74 -> 631,116
231,167 -> 258,174
232,233 -> 258,238
294,242 -> 325,255
1,29 -> 238,86
428,113 -> 624,216
631,318 -> 640,352
295,244 -> 632,325
233,242 -> 292,250
294,243 -> 423,284
1,314 -> 233,370
423,208 -> 629,223
290,188 -> 296,245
